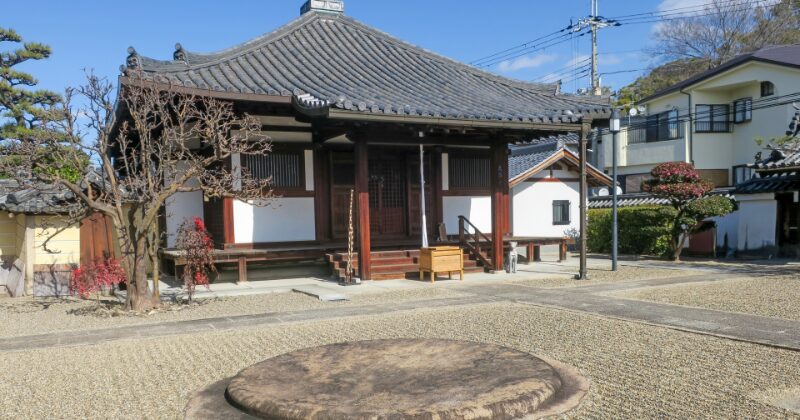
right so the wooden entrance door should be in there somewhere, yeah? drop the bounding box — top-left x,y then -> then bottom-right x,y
369,153 -> 407,237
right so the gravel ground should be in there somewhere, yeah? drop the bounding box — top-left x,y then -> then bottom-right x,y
0,303 -> 798,419
509,266 -> 698,289
0,287 -> 468,339
612,275 -> 800,320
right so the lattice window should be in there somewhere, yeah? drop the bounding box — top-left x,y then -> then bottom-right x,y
449,154 -> 490,190
243,152 -> 303,188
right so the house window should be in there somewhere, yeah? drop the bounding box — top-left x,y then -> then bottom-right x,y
622,173 -> 653,193
695,104 -> 730,133
552,200 -> 571,225
733,98 -> 752,123
243,151 -> 304,189
733,165 -> 754,185
449,154 -> 490,190
646,109 -> 681,142
761,81 -> 775,97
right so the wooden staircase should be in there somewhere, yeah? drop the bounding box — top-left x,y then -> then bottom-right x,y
327,249 -> 486,281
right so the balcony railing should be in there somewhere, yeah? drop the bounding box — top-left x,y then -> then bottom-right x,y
694,121 -> 732,133
626,121 -> 686,145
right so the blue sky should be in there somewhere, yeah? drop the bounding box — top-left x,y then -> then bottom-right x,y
4,0 -> 687,97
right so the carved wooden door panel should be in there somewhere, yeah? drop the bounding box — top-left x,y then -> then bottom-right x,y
368,154 -> 407,237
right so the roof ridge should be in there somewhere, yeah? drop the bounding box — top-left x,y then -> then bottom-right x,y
135,11 -> 569,98
136,12 -> 322,72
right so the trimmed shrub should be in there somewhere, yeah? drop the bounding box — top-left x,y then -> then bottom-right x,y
588,206 -> 676,256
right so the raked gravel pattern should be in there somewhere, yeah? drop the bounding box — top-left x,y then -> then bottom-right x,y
612,275 -> 800,320
1,303 -> 799,419
508,266 -> 698,289
0,287 -> 469,339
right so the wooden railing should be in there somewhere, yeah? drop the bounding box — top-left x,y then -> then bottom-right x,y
458,215 -> 493,271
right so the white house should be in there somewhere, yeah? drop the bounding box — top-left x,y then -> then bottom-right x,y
598,44 -> 800,252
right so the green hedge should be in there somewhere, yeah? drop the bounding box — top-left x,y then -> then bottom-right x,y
588,206 -> 676,256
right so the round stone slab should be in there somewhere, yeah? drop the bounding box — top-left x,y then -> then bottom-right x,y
225,339 -> 563,420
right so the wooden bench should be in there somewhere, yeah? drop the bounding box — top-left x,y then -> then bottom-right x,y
503,237 -> 570,264
160,247 -> 326,284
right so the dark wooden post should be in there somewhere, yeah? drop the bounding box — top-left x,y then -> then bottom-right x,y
313,145 -> 331,242
354,138 -> 372,280
223,198 -> 235,248
490,138 -> 509,273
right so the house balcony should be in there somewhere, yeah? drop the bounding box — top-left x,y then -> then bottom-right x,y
600,121 -> 690,170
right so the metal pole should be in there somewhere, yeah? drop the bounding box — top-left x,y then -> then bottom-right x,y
611,129 -> 618,271
579,122 -> 590,280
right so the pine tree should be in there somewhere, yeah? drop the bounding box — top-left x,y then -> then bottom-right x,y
0,27 -> 63,141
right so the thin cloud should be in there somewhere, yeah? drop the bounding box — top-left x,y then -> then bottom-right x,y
497,53 -> 558,72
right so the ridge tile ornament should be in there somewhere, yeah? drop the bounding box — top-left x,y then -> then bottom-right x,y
184,339 -> 589,419
301,0 -> 345,15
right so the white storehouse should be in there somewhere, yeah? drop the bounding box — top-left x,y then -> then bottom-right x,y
509,140 -> 612,238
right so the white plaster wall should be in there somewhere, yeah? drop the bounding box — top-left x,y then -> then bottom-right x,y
712,210 -> 739,252
512,181 -> 579,238
736,193 -> 777,251
165,191 -> 204,248
626,138 -> 687,167
233,198 -> 316,243
442,196 -> 491,235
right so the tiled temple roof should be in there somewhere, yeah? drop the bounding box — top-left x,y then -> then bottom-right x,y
0,180 -> 76,214
123,10 -> 610,124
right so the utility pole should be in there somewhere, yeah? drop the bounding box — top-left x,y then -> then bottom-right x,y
590,0 -> 600,96
571,0 -> 619,96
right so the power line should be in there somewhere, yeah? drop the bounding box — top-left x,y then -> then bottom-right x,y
473,30 -> 589,68
600,68 -> 649,76
609,0 -> 764,20
611,0 -> 771,25
469,25 -> 574,67
533,60 -> 591,83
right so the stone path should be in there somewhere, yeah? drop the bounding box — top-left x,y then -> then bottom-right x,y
3,272 -> 800,353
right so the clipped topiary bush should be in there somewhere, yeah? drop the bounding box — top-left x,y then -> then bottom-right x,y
588,206 -> 676,257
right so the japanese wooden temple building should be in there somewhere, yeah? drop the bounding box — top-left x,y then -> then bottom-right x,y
123,0 -> 611,280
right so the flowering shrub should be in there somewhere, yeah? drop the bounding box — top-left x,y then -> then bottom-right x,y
70,259 -> 127,300
643,162 -> 713,202
176,217 -> 215,302
641,162 -> 735,260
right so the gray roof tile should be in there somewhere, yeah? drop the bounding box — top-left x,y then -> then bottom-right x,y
126,11 -> 610,124
0,180 -> 76,214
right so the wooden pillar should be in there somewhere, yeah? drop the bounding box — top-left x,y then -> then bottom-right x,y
237,256 -> 248,284
313,146 -> 331,242
490,138 -> 509,273
223,198 -> 235,248
354,138 -> 372,280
